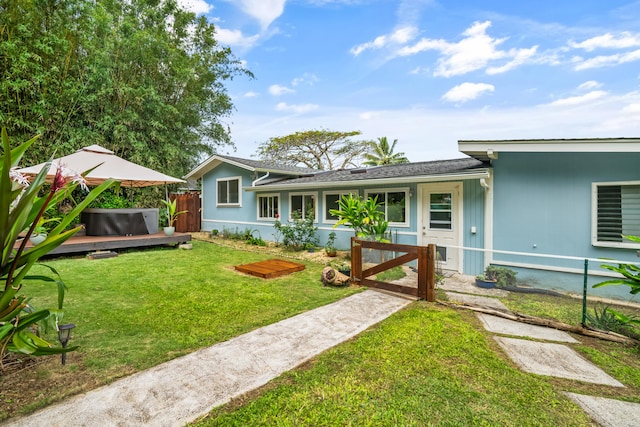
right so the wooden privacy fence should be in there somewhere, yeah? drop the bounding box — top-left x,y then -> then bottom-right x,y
171,192 -> 201,232
351,237 -> 436,301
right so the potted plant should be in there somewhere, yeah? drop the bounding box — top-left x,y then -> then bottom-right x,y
330,259 -> 351,277
325,232 -> 337,257
485,265 -> 517,288
475,273 -> 497,289
161,198 -> 187,236
29,216 -> 60,245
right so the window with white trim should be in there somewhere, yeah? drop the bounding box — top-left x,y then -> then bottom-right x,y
323,190 -> 357,223
290,192 -> 317,221
365,188 -> 409,226
216,177 -> 241,206
429,193 -> 452,230
593,181 -> 640,248
257,194 -> 279,220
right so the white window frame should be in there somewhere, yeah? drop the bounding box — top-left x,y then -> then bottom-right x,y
289,192 -> 318,222
592,180 -> 640,249
257,193 -> 280,221
216,176 -> 242,207
323,190 -> 358,224
364,187 -> 410,227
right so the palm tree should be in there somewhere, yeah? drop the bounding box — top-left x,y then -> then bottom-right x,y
362,137 -> 409,166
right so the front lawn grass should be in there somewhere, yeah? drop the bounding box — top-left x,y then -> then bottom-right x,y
198,305 -> 594,426
0,240 -> 358,420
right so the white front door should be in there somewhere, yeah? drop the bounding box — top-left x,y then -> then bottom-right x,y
420,182 -> 462,272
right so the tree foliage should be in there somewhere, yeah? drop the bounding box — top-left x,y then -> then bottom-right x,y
363,137 -> 409,166
0,0 -> 251,179
257,129 -> 370,170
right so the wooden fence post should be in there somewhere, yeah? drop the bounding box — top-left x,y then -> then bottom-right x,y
417,246 -> 427,300
426,244 -> 435,302
351,237 -> 362,283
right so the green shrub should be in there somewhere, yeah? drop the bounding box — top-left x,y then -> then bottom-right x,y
485,265 -> 517,287
274,212 -> 318,250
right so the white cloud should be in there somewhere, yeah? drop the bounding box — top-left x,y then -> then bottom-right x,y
275,102 -> 319,113
214,27 -> 260,48
291,73 -> 319,86
227,91 -> 640,162
546,90 -> 608,107
350,26 -> 419,56
244,91 -> 259,98
409,66 -> 429,75
269,84 -> 295,96
239,0 -> 286,30
578,80 -> 602,90
569,32 -> 640,51
397,21 -> 536,77
623,103 -> 640,113
176,0 -> 212,14
574,49 -> 640,70
486,46 -> 538,75
442,83 -> 495,103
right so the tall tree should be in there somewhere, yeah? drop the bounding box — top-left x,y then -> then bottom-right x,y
363,137 -> 409,166
0,0 -> 251,178
257,129 -> 370,170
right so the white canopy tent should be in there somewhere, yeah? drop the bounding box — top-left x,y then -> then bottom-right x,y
18,144 -> 185,188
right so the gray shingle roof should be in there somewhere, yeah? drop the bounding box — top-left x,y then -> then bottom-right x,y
216,155 -> 317,174
255,157 -> 486,186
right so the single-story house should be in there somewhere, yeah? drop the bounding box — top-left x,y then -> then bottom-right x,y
185,138 -> 640,300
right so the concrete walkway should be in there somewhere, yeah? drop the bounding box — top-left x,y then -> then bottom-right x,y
3,290 -> 411,427
5,274 -> 640,426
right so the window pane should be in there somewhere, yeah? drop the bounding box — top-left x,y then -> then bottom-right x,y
229,179 -> 239,204
387,191 -> 406,223
259,196 -> 278,219
259,197 -> 267,218
368,193 -> 385,214
218,181 -> 228,204
430,192 -> 452,230
622,185 -> 640,239
291,195 -> 303,218
430,193 -> 451,210
325,194 -> 340,220
597,186 -> 622,242
304,195 -> 315,219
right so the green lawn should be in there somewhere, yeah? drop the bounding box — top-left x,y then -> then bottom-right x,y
1,240 -> 358,419
3,239 -> 639,425
198,305 -> 595,426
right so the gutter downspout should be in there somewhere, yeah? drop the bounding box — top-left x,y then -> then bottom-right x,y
480,171 -> 494,269
252,172 -> 270,187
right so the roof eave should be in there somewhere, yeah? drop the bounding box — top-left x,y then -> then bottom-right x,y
459,138 -> 640,161
184,155 -> 314,180
244,169 -> 491,192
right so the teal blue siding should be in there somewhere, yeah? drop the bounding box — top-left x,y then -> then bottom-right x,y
463,179 -> 485,275
201,163 -> 256,228
491,152 -> 640,298
201,163 -> 487,272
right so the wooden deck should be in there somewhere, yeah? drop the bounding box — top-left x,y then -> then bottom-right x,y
22,232 -> 192,256
235,259 -> 305,279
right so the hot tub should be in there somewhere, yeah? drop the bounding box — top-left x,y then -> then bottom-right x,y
81,208 -> 159,236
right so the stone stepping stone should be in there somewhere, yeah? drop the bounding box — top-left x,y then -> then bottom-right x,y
564,392 -> 640,427
494,337 -> 624,387
477,313 -> 579,343
445,291 -> 510,312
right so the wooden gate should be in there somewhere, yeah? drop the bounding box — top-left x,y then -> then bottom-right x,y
351,237 -> 436,301
171,192 -> 201,232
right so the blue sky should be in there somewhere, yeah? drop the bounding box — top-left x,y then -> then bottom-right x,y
180,0 -> 640,162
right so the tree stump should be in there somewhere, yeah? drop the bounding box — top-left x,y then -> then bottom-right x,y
321,266 -> 350,286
